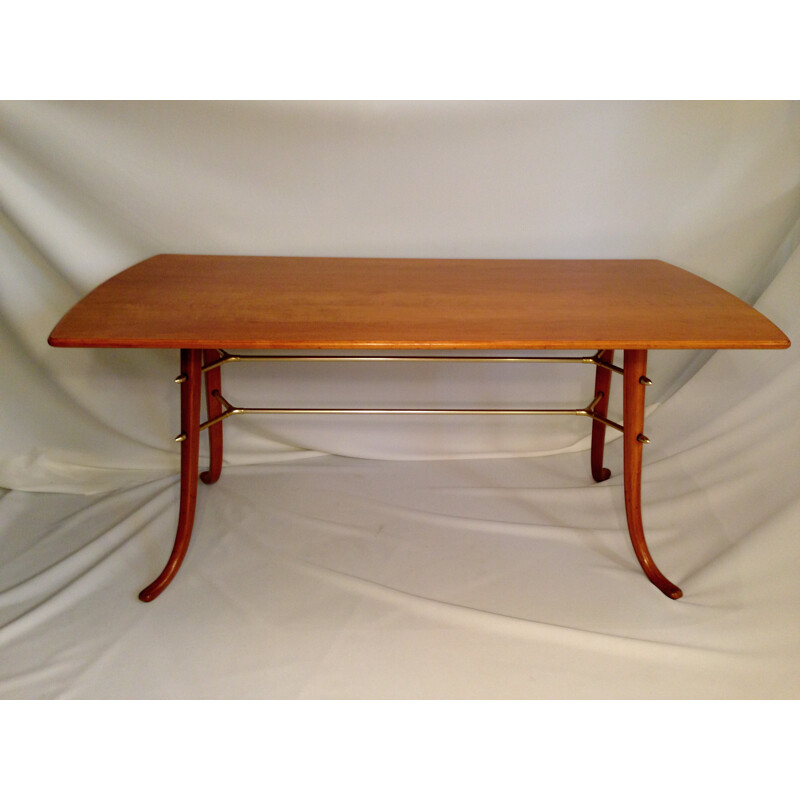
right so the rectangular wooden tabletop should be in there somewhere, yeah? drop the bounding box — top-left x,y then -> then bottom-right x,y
48,255 -> 790,350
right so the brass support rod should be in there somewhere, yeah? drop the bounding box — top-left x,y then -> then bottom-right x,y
588,354 -> 625,376
204,407 -> 597,419
189,390 -> 633,437
583,410 -> 625,434
201,349 -> 625,374
585,391 -> 605,414
183,354 -> 642,441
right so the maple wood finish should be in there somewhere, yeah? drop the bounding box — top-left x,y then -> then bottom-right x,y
590,348 -> 614,483
200,349 -> 223,486
623,350 -> 682,599
48,255 -> 790,603
49,255 -> 790,351
138,349 -> 202,603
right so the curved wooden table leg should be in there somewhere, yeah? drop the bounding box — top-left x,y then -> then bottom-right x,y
200,348 -> 223,485
623,349 -> 683,599
590,349 -> 614,482
138,348 -> 202,602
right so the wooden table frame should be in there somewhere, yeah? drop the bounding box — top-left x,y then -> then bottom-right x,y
48,256 -> 790,602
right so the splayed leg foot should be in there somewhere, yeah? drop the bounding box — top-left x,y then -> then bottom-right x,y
622,349 -> 682,600
139,348 -> 202,602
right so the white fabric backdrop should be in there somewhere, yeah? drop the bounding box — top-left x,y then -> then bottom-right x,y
1,100 -> 798,699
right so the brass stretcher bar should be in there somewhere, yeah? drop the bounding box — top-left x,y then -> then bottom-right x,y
199,348 -> 627,375
176,350 -> 643,441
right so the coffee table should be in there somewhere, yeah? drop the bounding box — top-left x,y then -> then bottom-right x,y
48,255 -> 790,602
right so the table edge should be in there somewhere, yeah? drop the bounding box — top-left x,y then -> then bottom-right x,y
46,255 -> 792,351
48,334 -> 792,350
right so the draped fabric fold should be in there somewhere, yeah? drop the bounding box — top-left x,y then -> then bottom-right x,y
1,101 -> 798,698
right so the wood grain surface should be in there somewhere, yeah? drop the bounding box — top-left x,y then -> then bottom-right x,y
48,255 -> 790,350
